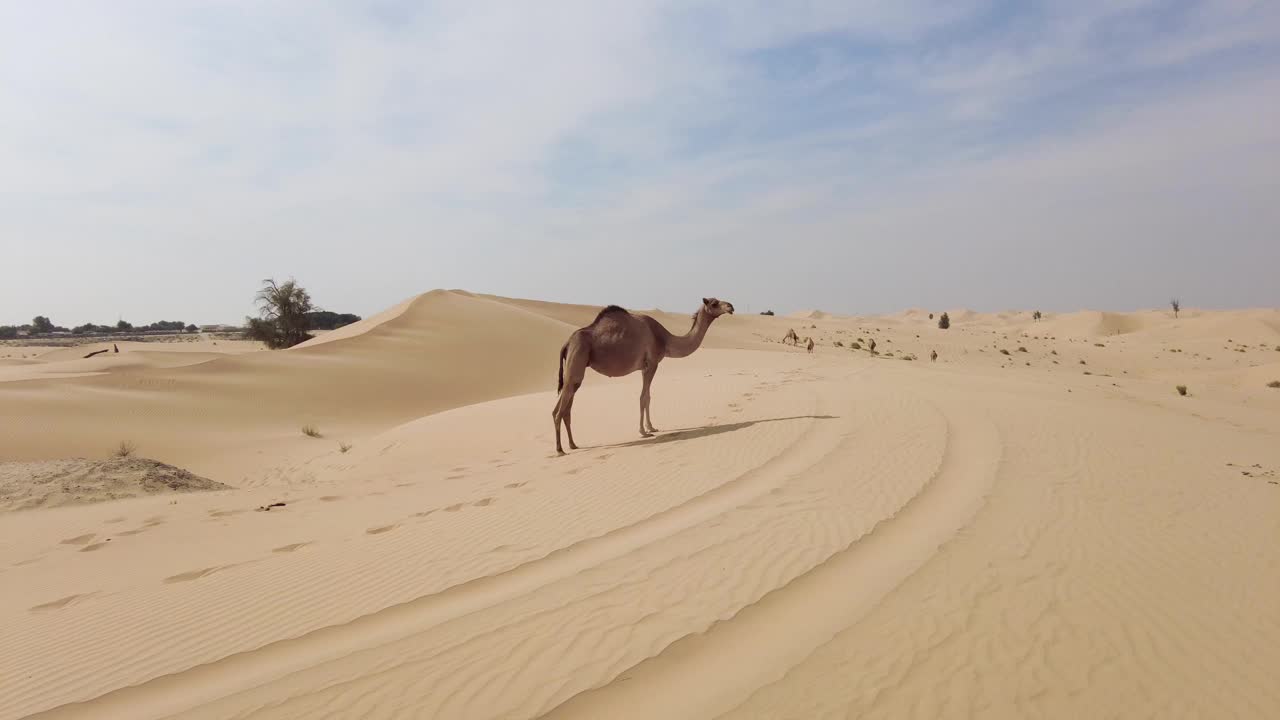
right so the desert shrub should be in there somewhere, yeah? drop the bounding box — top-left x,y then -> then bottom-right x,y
937,312 -> 950,329
306,311 -> 362,330
1050,349 -> 1058,355
301,424 -> 322,438
114,440 -> 136,458
1176,385 -> 1188,396
999,349 -> 1010,356
1170,298 -> 1180,318
32,316 -> 55,334
1017,346 -> 1027,353
186,323 -> 198,333
868,339 -> 877,354
850,342 -> 862,350
1079,359 -> 1086,365
0,326 -> 17,339
1266,381 -> 1280,389
339,441 -> 353,452
1033,310 -> 1042,321
760,310 -> 774,316
245,278 -> 315,349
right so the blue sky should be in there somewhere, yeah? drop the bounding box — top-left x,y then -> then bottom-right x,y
2,0 -> 1278,324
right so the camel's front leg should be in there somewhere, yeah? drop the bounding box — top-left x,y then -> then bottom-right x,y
640,366 -> 658,435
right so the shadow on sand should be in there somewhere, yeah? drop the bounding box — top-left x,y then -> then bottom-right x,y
598,414 -> 838,450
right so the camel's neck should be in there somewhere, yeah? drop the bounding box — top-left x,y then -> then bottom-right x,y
665,309 -> 714,359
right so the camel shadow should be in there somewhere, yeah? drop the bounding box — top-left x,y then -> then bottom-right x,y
598,414 -> 838,450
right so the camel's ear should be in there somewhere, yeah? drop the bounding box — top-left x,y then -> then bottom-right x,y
703,297 -> 711,306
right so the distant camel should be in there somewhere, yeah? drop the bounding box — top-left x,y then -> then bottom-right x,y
806,337 -> 814,354
930,349 -> 938,362
782,328 -> 799,346
553,298 -> 735,454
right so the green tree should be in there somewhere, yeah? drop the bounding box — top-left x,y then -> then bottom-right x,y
245,278 -> 314,349
938,312 -> 951,329
32,316 -> 54,334
117,319 -> 133,331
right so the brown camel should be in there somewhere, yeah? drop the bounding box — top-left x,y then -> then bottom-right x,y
782,328 -> 799,346
805,337 -> 814,353
930,349 -> 938,362
553,298 -> 735,454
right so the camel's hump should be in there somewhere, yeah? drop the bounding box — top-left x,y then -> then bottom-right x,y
592,305 -> 630,323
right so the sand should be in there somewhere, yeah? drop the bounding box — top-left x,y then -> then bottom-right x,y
1,292 -> 1278,719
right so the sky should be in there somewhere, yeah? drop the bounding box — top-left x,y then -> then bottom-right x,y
2,0 -> 1278,325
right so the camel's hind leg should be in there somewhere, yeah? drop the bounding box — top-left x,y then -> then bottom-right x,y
639,362 -> 658,436
553,339 -> 589,454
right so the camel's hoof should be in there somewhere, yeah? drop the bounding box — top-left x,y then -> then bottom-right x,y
556,449 -> 566,456
640,431 -> 653,438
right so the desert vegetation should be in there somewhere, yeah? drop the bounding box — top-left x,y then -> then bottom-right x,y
245,278 -> 316,350
301,424 -> 322,438
937,312 -> 950,329
1176,384 -> 1188,396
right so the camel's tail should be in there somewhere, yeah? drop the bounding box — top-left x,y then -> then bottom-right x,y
557,342 -> 568,393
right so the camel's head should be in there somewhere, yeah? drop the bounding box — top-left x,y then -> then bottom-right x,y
702,297 -> 735,318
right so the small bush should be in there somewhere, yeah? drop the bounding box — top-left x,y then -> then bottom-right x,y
1176,385 -> 1188,396
999,349 -> 1010,356
834,340 -> 844,347
302,424 -> 322,438
339,441 -> 353,452
850,342 -> 862,350
114,440 -> 136,458
1079,359 -> 1086,365
1267,381 -> 1280,389
937,312 -> 950,329
1050,349 -> 1058,355
1094,343 -> 1105,347
1017,346 -> 1027,353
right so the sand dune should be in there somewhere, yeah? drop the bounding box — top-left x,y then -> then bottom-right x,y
2,292 -> 1278,719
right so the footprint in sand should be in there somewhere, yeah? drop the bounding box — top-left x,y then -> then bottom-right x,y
450,466 -> 468,473
117,527 -> 150,536
472,497 -> 496,507
444,503 -> 464,512
30,593 -> 94,612
164,566 -> 228,583
411,510 -> 436,518
79,541 -> 110,552
596,453 -> 613,461
565,467 -> 582,475
505,482 -> 526,489
447,474 -> 467,480
208,509 -> 243,518
318,495 -> 343,502
60,533 -> 96,546
366,525 -> 397,535
104,517 -> 126,525
272,542 -> 311,553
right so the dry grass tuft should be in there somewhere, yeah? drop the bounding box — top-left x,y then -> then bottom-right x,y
301,424 -> 322,438
1176,385 -> 1188,396
114,440 -> 136,458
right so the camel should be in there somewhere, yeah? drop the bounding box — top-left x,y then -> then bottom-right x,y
782,328 -> 799,346
931,349 -> 938,362
805,337 -> 814,353
553,298 -> 735,454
